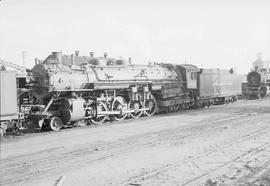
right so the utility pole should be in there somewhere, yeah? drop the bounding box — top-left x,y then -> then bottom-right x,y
22,51 -> 26,67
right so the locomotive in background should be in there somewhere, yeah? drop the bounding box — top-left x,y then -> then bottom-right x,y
23,51 -> 245,131
246,53 -> 270,99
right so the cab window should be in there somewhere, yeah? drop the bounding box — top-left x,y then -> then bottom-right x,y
194,72 -> 197,79
190,72 -> 197,80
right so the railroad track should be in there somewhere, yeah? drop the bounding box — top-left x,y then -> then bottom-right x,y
183,141 -> 270,185
120,126 -> 270,186
1,113 -> 253,168
2,113 -> 253,163
238,160 -> 270,185
0,112 -> 261,185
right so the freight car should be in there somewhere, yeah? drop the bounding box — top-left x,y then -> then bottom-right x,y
246,70 -> 270,99
23,51 -> 244,131
0,70 -> 24,136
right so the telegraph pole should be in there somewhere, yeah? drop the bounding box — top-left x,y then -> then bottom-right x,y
22,51 -> 26,67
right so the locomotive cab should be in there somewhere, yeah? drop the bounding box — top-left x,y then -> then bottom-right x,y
186,70 -> 197,89
179,64 -> 198,90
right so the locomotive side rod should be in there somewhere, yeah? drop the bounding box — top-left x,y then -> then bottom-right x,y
96,108 -> 150,115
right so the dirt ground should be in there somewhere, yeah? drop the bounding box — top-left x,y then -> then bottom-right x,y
1,99 -> 270,186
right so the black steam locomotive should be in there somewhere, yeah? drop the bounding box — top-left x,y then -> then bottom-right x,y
246,70 -> 270,99
22,52 -> 244,131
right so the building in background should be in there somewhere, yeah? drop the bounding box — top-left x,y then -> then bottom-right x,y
252,53 -> 270,72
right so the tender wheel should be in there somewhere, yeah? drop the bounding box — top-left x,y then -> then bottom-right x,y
90,102 -> 107,125
144,95 -> 157,117
169,106 -> 174,113
260,87 -> 266,98
197,102 -> 202,108
0,127 -> 5,136
178,104 -> 183,111
128,101 -> 143,119
112,96 -> 128,121
174,104 -> 181,112
49,117 -> 63,131
184,103 -> 190,110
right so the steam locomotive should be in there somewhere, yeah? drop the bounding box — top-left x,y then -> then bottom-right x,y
246,70 -> 270,99
23,51 -> 244,131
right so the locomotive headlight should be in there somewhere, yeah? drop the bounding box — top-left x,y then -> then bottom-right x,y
26,75 -> 31,83
26,71 -> 34,83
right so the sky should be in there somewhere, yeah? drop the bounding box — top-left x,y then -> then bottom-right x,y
0,0 -> 270,73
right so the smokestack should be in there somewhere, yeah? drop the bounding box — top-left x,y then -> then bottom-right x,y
257,52 -> 262,61
104,52 -> 108,58
75,51 -> 80,56
90,52 -> 94,58
52,52 -> 62,63
128,57 -> 131,65
35,58 -> 39,65
71,54 -> 74,66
